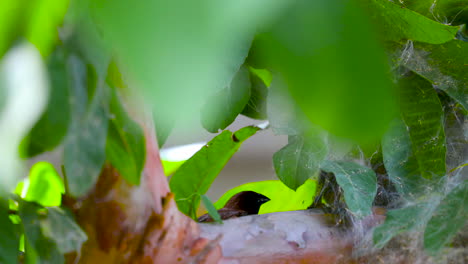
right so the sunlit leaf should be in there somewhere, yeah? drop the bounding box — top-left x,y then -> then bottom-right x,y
0,198 -> 19,263
170,126 -> 259,219
253,0 -> 397,141
399,72 -> 446,179
63,55 -> 109,197
363,0 -> 459,44
214,180 -> 317,214
0,0 -> 23,58
40,207 -> 87,254
26,0 -> 70,57
424,182 -> 468,253
200,195 -> 222,224
201,66 -> 251,132
106,90 -> 145,185
162,160 -> 186,176
24,48 -> 70,157
321,161 -> 377,217
273,131 -> 327,190
24,162 -> 64,207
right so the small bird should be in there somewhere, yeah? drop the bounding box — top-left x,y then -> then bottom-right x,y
198,191 -> 270,223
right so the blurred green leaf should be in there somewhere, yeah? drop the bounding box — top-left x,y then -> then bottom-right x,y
201,66 -> 251,132
26,0 -> 70,57
39,207 -> 87,254
266,80 -> 311,135
253,0 -> 397,141
396,40 -> 468,111
19,201 -> 64,264
321,161 -> 377,217
24,162 -> 64,207
248,67 -> 272,87
214,180 -> 317,214
273,132 -> 327,191
0,0 -> 23,58
373,202 -> 433,248
154,112 -> 174,148
106,90 -> 145,185
63,55 -> 109,197
382,119 -> 432,197
241,67 -> 269,120
424,181 -> 468,253
90,0 -> 285,128
399,73 -> 446,179
364,0 -> 459,44
24,48 -> 70,157
170,126 -> 259,219
200,195 -> 222,224
0,198 -> 19,263
397,0 -> 468,25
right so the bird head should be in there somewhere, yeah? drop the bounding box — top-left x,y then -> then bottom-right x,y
224,191 -> 270,215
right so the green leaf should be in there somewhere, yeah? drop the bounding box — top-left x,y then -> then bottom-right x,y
19,201 -> 64,264
364,0 -> 459,44
398,0 -> 468,26
200,195 -> 222,224
399,72 -> 447,179
90,0 -> 283,129
106,90 -> 145,185
214,180 -> 317,214
382,119 -> 432,197
373,202 -> 433,249
201,66 -> 251,132
25,0 -> 70,57
253,0 -> 397,141
0,0 -> 22,57
162,160 -> 186,176
443,102 -> 468,172
0,198 -> 19,263
321,161 -> 377,217
170,126 -> 259,219
63,55 -> 109,197
24,162 -> 65,207
24,48 -> 71,157
39,207 -> 87,254
424,182 -> 468,253
160,142 -> 205,176
241,67 -> 269,120
396,40 -> 468,111
273,132 -> 328,191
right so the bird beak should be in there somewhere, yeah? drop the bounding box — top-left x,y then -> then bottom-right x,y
259,196 -> 271,204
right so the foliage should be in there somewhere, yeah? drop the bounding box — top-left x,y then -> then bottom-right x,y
0,0 -> 467,261
170,126 -> 259,218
